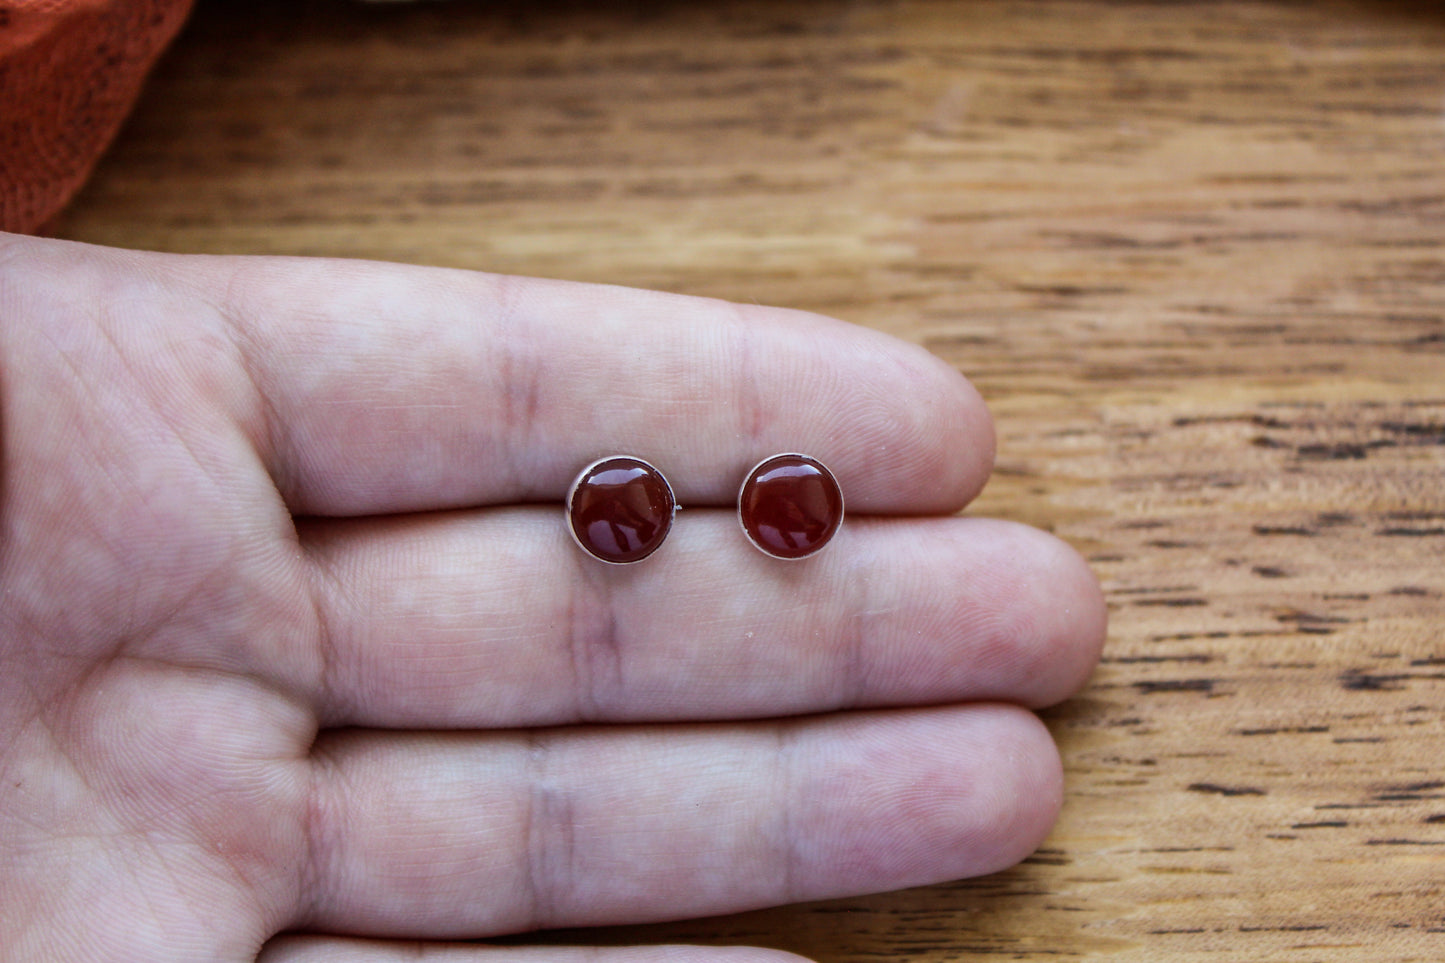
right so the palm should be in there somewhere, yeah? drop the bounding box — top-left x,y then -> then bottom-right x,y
2,243 -> 320,960
0,235 -> 1105,963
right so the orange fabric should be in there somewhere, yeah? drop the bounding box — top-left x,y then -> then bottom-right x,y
1,0 -> 193,234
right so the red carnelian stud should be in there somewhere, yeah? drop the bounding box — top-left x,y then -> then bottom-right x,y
567,456 -> 677,564
738,453 -> 844,560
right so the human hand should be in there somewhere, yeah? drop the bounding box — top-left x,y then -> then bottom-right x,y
0,234 -> 1105,963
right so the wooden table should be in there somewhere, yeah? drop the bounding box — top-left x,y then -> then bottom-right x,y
58,0 -> 1445,959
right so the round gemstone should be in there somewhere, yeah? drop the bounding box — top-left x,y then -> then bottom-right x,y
738,453 -> 843,560
567,456 -> 676,564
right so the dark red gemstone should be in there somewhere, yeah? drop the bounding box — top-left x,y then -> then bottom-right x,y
738,453 -> 843,560
567,456 -> 675,564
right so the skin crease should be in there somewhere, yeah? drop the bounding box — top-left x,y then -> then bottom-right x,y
0,233 -> 1106,963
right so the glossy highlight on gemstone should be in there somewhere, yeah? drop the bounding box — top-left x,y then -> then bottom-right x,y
566,456 -> 676,564
738,453 -> 843,560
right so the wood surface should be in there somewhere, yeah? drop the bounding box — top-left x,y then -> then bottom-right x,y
57,0 -> 1445,959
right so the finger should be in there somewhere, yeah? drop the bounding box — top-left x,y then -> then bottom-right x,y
259,939 -> 809,963
201,253 -> 993,516
298,512 -> 1106,727
296,705 -> 1061,936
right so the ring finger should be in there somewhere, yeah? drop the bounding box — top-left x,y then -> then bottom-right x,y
293,705 -> 1062,937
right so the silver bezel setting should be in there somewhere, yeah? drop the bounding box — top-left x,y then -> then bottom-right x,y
736,452 -> 843,560
566,455 -> 677,564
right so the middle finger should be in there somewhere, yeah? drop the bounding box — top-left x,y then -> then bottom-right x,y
295,510 -> 1105,728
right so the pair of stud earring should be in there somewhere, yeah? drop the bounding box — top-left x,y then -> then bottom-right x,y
566,453 -> 844,564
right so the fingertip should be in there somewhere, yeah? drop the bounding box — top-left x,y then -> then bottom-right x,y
727,304 -> 995,514
884,338 -> 995,513
1014,525 -> 1108,709
939,519 -> 1106,709
893,704 -> 1063,880
790,705 -> 1064,896
969,704 -> 1066,874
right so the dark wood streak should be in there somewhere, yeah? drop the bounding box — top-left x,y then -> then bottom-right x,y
1189,784 -> 1268,797
59,0 -> 1445,959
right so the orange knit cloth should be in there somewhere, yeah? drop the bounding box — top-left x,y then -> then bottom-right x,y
1,0 -> 193,234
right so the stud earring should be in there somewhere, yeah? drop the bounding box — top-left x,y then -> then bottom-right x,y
566,456 -> 677,564
738,453 -> 843,560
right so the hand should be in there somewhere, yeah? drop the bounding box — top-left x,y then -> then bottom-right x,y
0,234 -> 1105,963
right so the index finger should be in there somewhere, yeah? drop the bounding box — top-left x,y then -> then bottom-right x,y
195,252 -> 995,516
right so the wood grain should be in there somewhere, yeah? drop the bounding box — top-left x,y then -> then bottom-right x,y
58,0 -> 1445,959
